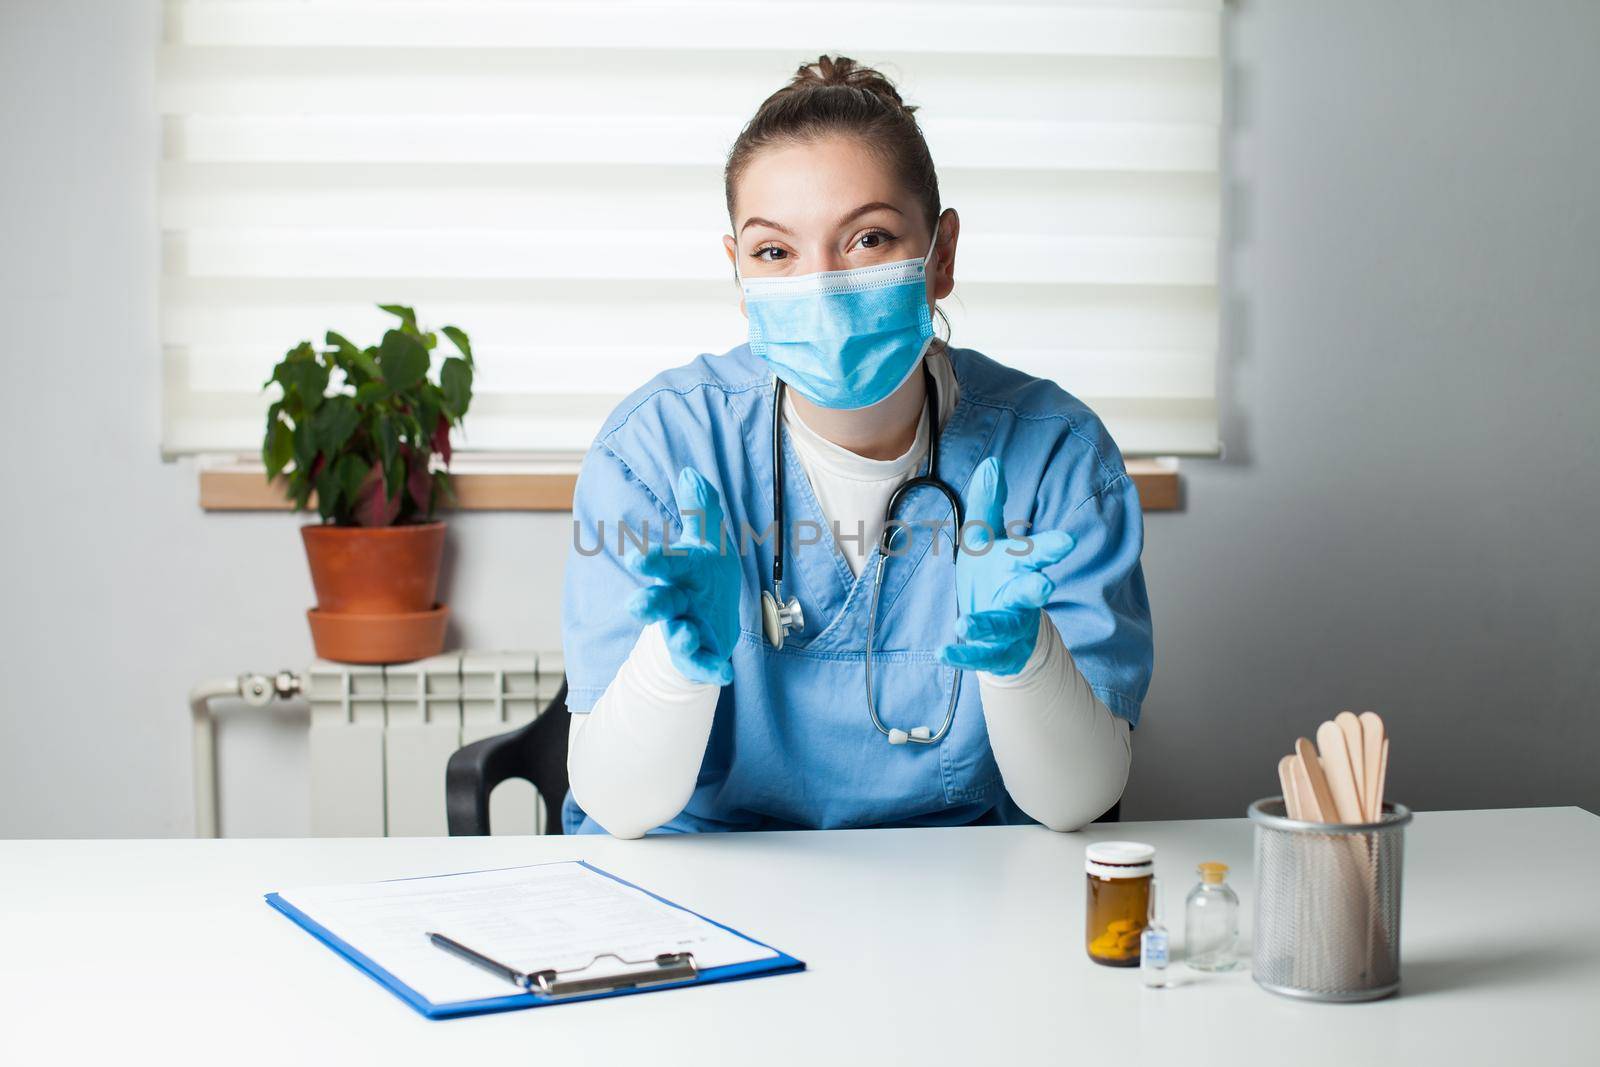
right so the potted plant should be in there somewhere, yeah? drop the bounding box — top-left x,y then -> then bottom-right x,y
262,304 -> 474,664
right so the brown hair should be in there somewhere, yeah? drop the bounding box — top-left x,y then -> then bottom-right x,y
724,54 -> 943,244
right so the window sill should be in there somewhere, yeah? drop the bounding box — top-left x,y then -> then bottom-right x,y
197,457 -> 1182,513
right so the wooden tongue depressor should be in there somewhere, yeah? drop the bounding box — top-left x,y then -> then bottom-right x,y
1335,711 -> 1366,816
1317,719 -> 1366,824
1289,754 -> 1321,821
1359,711 -> 1386,820
1279,755 -> 1301,819
1374,736 -> 1390,818
1295,737 -> 1338,823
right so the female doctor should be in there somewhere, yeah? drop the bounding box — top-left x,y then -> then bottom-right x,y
560,56 -> 1153,837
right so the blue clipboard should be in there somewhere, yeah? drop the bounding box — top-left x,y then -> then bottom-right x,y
266,859 -> 806,1020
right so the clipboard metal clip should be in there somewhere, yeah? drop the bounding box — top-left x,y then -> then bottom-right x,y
428,932 -> 699,998
527,951 -> 699,999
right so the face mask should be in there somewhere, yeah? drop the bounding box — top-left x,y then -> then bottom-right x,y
737,235 -> 938,410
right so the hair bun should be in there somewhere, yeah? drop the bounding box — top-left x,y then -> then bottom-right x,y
790,54 -> 916,114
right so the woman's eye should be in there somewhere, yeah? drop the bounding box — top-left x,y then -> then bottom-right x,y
855,229 -> 895,251
754,246 -> 787,262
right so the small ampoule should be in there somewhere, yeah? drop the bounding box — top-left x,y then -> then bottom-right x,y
1139,880 -> 1171,988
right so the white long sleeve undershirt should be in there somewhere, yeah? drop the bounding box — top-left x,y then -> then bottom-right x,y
567,348 -> 1132,838
566,620 -> 720,839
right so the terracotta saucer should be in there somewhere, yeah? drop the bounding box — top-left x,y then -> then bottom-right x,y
306,604 -> 450,664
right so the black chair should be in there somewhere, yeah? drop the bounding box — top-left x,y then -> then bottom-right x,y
443,676 -> 1119,834
446,680 -> 572,836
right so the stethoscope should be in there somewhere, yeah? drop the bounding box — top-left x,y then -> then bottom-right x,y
760,360 -> 965,746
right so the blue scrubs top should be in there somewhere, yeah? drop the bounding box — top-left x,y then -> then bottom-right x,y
560,343 -> 1153,834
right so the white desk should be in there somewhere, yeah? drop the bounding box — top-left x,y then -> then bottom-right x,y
3,808 -> 1595,1066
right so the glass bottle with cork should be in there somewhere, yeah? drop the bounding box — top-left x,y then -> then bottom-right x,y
1184,861 -> 1241,972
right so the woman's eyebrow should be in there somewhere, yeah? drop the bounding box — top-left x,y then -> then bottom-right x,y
740,216 -> 793,235
738,202 -> 904,236
835,201 -> 903,227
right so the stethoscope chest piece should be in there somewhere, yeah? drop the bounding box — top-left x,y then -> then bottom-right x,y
761,588 -> 804,649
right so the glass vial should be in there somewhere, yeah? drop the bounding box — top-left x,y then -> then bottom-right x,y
1140,880 -> 1171,988
1184,861 -> 1241,972
1084,842 -> 1155,967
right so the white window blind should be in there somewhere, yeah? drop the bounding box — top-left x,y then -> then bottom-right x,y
159,0 -> 1221,459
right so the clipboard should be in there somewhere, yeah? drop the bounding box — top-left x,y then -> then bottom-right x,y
266,860 -> 805,1020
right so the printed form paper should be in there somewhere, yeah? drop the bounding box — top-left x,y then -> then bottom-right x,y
275,861 -> 777,1006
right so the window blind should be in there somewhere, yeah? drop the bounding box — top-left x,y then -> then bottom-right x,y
159,0 -> 1222,459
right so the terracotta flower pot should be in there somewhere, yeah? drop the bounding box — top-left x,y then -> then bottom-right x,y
302,521 -> 445,613
301,521 -> 449,663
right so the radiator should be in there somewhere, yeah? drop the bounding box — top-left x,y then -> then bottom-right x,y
308,651 -> 563,837
191,650 -> 563,839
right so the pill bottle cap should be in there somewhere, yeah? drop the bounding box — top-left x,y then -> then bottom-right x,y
1085,841 -> 1155,879
1198,861 -> 1228,884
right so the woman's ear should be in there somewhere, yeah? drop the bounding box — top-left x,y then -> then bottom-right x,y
931,209 -> 959,301
722,234 -> 747,317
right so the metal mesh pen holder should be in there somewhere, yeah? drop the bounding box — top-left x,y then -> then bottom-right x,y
1248,797 -> 1413,1002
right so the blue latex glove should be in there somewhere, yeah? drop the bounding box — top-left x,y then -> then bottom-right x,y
938,457 -> 1075,676
626,467 -> 741,686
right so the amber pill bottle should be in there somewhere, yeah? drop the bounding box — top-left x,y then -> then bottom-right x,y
1084,841 -> 1156,967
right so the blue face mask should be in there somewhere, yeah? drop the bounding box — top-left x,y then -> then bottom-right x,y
737,236 -> 938,410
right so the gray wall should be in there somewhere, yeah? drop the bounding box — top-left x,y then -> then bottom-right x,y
1132,0 -> 1600,818
1,0 -> 1595,838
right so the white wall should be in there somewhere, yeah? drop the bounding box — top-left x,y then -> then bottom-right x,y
2,0 -> 1595,838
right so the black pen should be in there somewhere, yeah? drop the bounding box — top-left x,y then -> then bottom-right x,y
426,931 -> 530,989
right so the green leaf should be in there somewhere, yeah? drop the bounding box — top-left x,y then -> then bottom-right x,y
315,467 -> 340,521
377,413 -> 398,475
265,341 -> 317,389
415,394 -> 438,450
336,454 -> 368,507
377,414 -> 404,502
378,329 -> 429,391
325,331 -> 380,382
355,380 -> 390,405
378,304 -> 419,334
325,330 -> 361,357
262,413 -> 293,481
260,419 -> 292,483
384,455 -> 405,501
303,361 -> 331,412
440,325 -> 473,365
352,347 -> 382,383
312,395 -> 360,455
280,357 -> 329,413
440,357 -> 473,418
422,331 -> 437,350
291,418 -> 316,472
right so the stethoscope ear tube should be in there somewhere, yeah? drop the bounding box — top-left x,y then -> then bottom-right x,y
865,465 -> 963,747
771,376 -> 789,591
765,362 -> 964,746
879,473 -> 964,554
